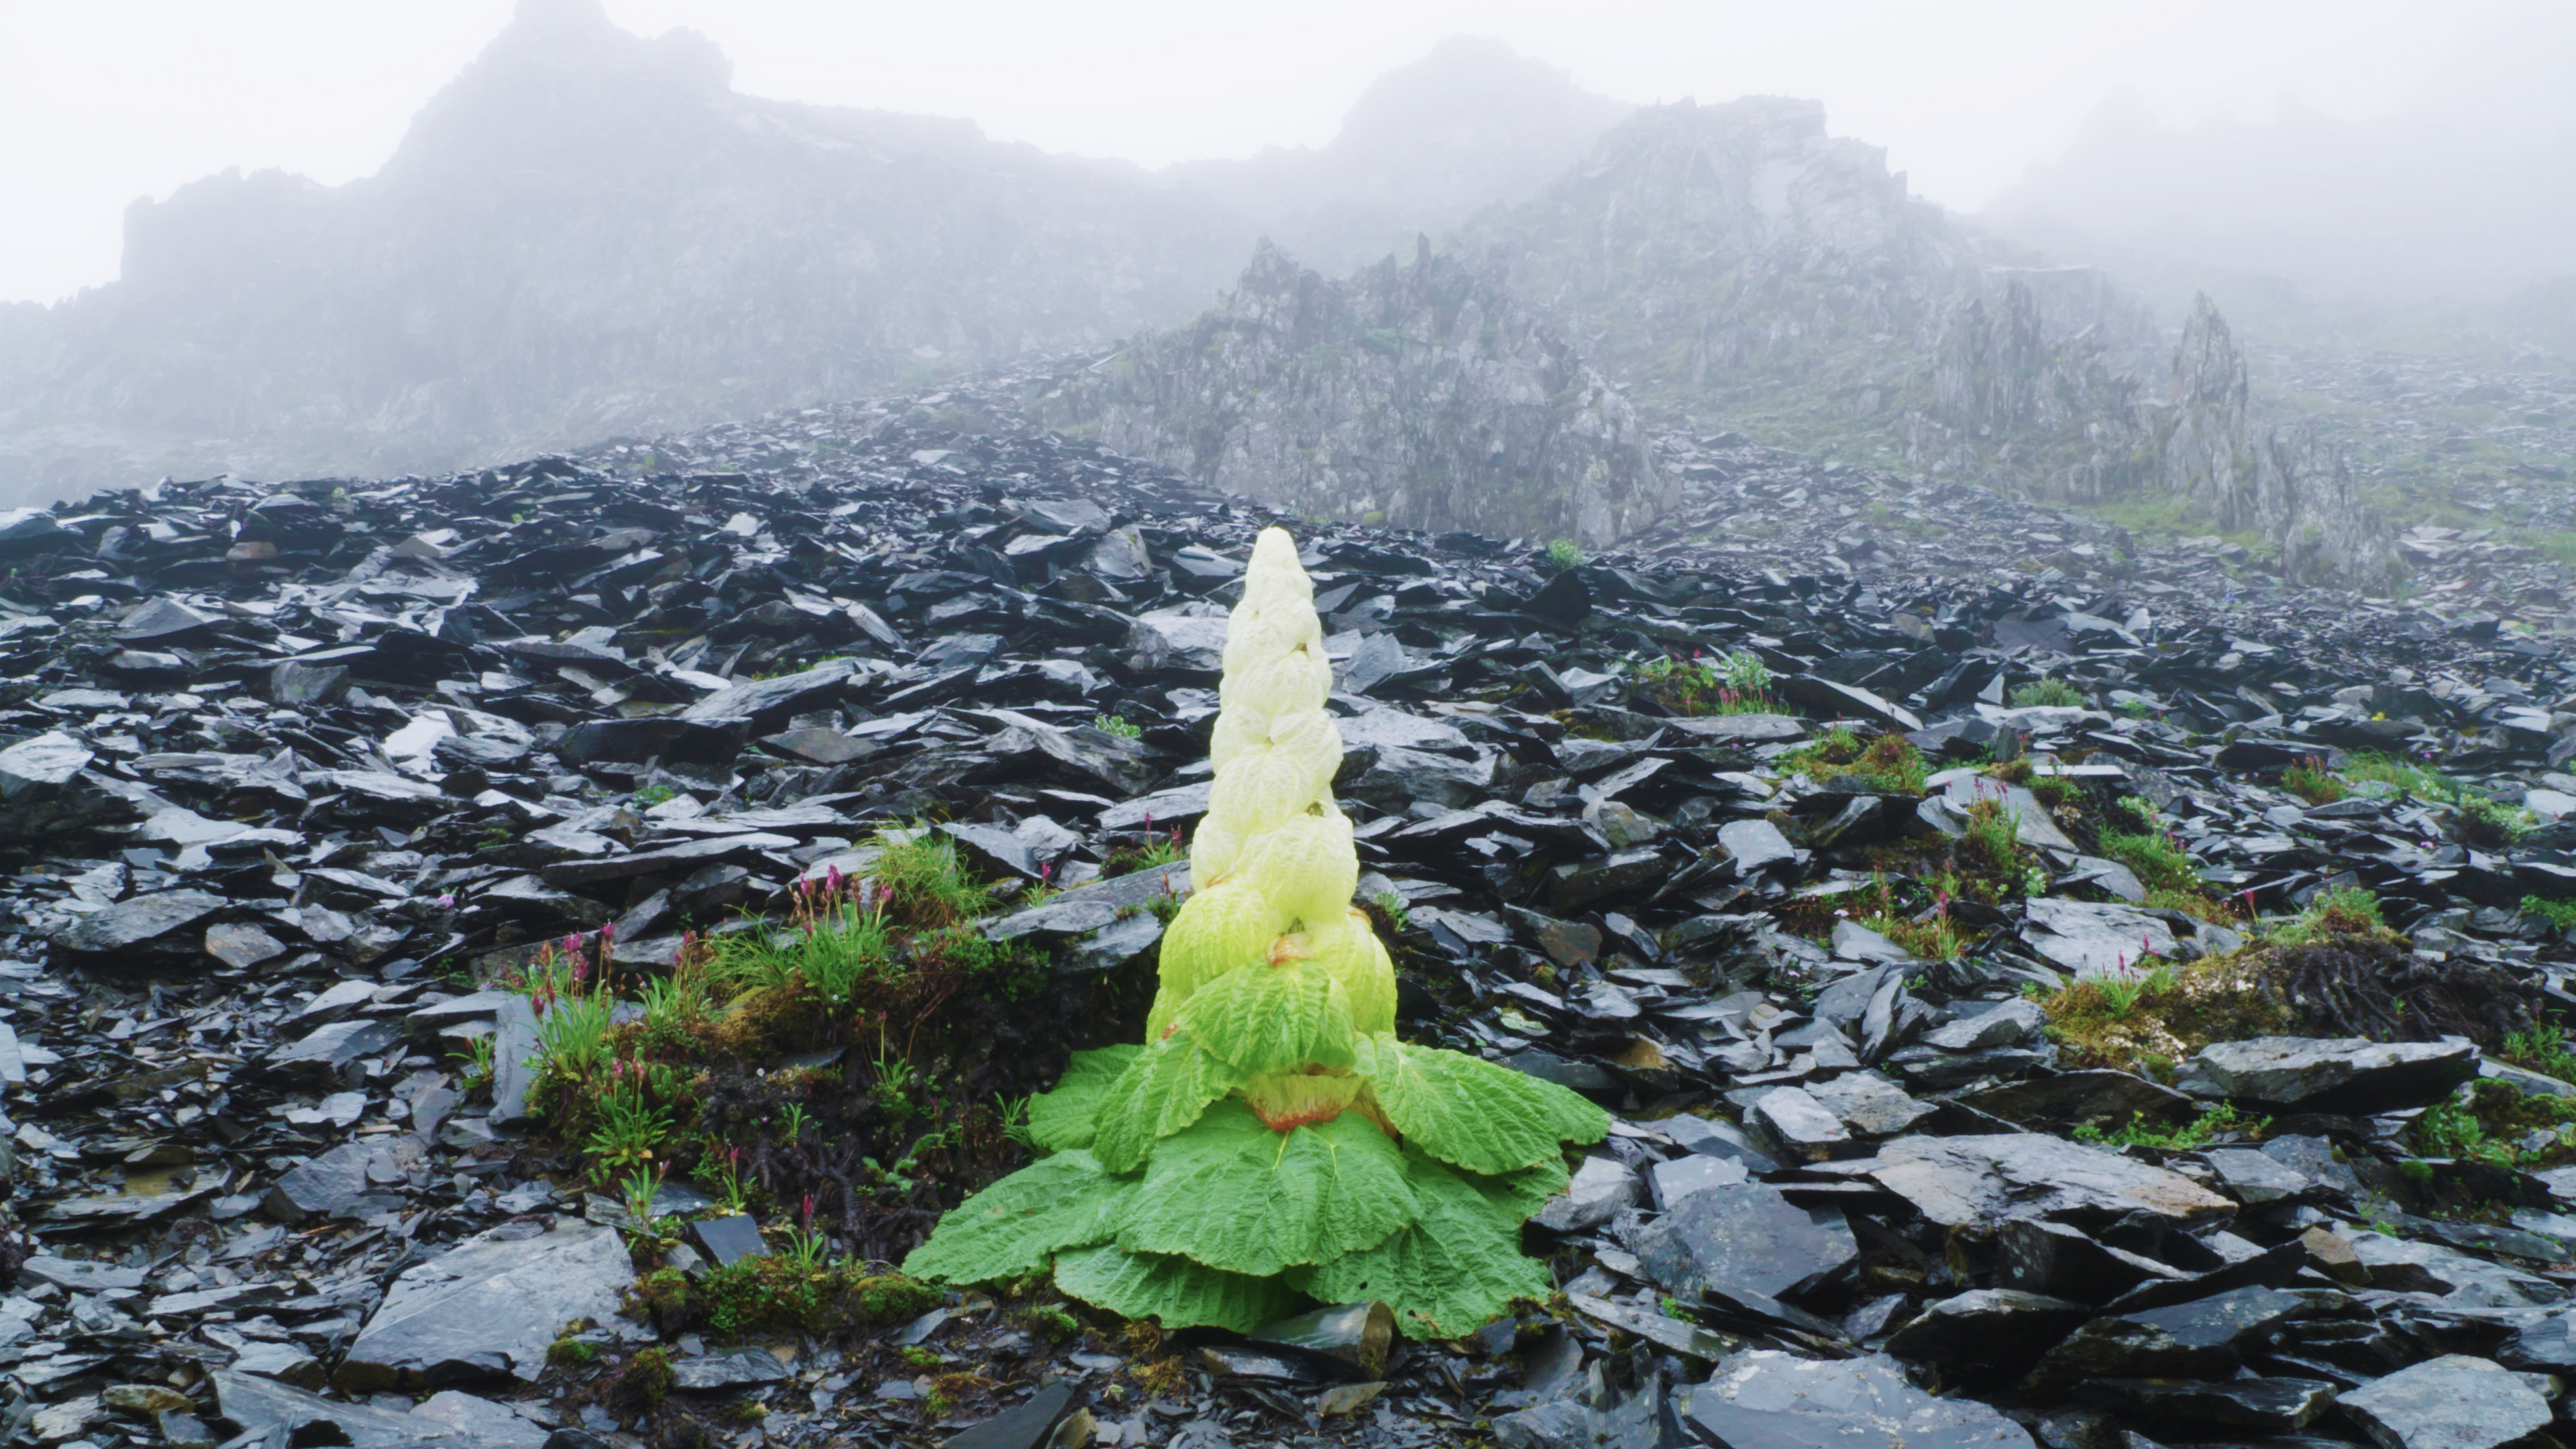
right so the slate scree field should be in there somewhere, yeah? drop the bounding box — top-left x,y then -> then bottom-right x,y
8,5 -> 2576,1449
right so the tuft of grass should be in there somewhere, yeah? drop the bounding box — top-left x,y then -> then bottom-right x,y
1371,888 -> 1410,934
2073,1102 -> 2265,1150
2039,950 -> 2299,1074
2010,678 -> 2088,709
2091,962 -> 2178,1019
1544,539 -> 1586,570
2281,757 -> 2346,806
640,1257 -> 942,1340
631,784 -> 679,808
1782,727 -> 1927,795
2271,885 -> 2386,945
2098,826 -> 2202,895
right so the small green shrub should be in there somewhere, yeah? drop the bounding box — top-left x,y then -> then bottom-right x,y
1638,651 -> 1778,715
2451,796 -> 2534,850
1093,713 -> 1143,739
2505,1024 -> 2576,1082
2073,1102 -> 2264,1150
2522,896 -> 2576,932
1544,539 -> 1586,570
2010,678 -> 2088,708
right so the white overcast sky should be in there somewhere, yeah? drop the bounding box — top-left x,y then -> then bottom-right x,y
2,0 -> 2568,306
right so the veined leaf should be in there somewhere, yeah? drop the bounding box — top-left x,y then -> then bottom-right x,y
1025,1044 -> 1140,1152
1308,914 -> 1396,1036
902,1150 -> 1129,1285
1152,881 -> 1283,1036
1089,1030 -> 1244,1173
1293,1152 -> 1556,1340
1177,957 -> 1357,1075
1234,807 -> 1356,928
1118,1100 -> 1413,1277
1355,1035 -> 1609,1174
1053,1242 -> 1300,1334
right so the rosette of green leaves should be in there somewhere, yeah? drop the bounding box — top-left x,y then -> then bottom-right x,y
906,528 -> 1606,1338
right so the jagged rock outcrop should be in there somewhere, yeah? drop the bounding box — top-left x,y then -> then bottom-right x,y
1911,286 -> 2392,580
2157,297 -> 2392,581
1046,241 -> 1672,545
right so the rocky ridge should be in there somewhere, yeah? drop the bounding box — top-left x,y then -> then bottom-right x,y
1046,241 -> 1673,545
0,376 -> 2571,1449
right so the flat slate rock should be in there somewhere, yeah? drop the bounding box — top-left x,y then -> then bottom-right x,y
2176,1035 -> 2480,1114
337,1220 -> 635,1391
55,890 -> 226,955
1687,1350 -> 2033,1449
1868,1133 -> 2237,1230
1631,1180 -> 1858,1303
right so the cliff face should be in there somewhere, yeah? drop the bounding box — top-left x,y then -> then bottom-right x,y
0,0 -> 1259,499
1049,240 -> 1672,545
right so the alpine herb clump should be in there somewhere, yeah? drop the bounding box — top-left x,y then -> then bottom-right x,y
906,527 -> 1608,1336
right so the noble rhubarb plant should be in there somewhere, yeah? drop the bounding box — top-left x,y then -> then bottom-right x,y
906,527 -> 1607,1336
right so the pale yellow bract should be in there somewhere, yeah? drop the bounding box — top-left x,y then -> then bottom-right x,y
1153,527 -> 1397,1044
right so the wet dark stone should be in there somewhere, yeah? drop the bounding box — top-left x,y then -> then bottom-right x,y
1687,1350 -> 2035,1449
1632,1181 -> 1857,1304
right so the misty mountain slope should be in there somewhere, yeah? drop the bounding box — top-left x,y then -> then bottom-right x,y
1442,97 -> 2402,575
0,0 -> 1261,500
1456,97 -> 1988,447
1167,37 -> 1631,278
1979,89 -> 2576,311
1043,239 -> 1672,544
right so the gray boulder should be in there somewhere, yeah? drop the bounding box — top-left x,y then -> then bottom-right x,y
1868,1133 -> 2235,1230
1687,1350 -> 2034,1449
336,1219 -> 635,1391
2334,1355 -> 2550,1449
2176,1036 -> 2479,1114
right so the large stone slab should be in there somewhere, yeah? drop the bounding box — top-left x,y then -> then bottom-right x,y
54,890 -> 225,956
2337,1355 -> 2551,1449
1686,1350 -> 2033,1449
1631,1181 -> 1857,1304
337,1219 -> 635,1391
1867,1133 -> 2235,1230
2176,1036 -> 2479,1114
2019,898 -> 2178,979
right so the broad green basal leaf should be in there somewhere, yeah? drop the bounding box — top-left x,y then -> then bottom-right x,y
1053,1242 -> 1300,1335
1118,1099 -> 1413,1277
902,1150 -> 1130,1285
1175,957 -> 1357,1075
1292,1151 -> 1556,1340
1025,1044 -> 1140,1152
1355,1035 -> 1609,1175
1089,1029 -> 1244,1174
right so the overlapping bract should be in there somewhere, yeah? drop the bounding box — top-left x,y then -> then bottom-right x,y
906,527 -> 1607,1337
